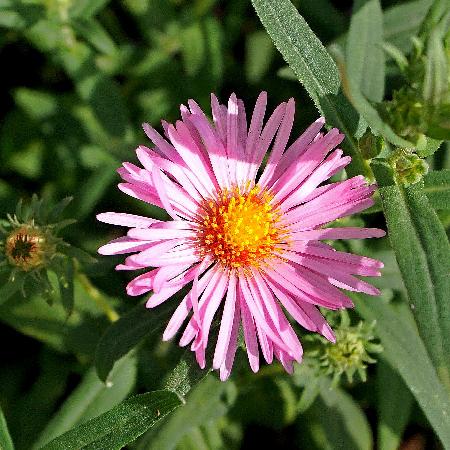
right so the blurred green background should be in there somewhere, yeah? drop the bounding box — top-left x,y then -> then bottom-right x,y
0,0 -> 445,449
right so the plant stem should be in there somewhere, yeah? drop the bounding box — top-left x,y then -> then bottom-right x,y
76,272 -> 119,322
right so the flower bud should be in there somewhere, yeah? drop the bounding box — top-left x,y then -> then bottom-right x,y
5,226 -> 54,271
314,314 -> 382,385
389,149 -> 429,186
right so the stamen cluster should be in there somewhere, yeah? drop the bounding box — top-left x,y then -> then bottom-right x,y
197,186 -> 287,269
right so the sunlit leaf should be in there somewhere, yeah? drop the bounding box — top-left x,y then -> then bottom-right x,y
377,359 -> 413,450
372,159 -> 450,383
0,404 -> 14,450
346,0 -> 385,102
40,391 -> 182,450
33,353 -> 137,449
424,169 -> 450,210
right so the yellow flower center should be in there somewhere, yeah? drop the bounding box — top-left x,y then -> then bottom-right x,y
196,186 -> 288,269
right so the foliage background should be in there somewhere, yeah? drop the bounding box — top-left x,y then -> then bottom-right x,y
0,0 -> 449,449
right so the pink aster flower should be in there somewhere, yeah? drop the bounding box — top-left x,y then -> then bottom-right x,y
97,92 -> 385,381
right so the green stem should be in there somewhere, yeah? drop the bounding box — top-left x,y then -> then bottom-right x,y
76,273 -> 119,322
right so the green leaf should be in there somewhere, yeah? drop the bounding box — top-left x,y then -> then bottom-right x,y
33,353 -> 136,449
0,278 -> 110,358
300,379 -> 372,450
382,42 -> 409,71
181,22 -> 206,77
203,17 -> 224,85
383,0 -> 434,53
9,350 -> 71,450
0,404 -> 14,450
72,159 -> 119,221
377,359 -> 413,450
39,391 -> 182,450
59,259 -> 75,317
95,301 -> 174,382
0,279 -> 21,307
163,351 -> 212,398
297,376 -> 321,413
251,0 -> 370,178
72,19 -> 117,56
69,0 -> 112,19
14,88 -> 58,120
354,295 -> 450,448
245,31 -> 275,83
251,0 -> 338,104
137,376 -> 228,450
424,169 -> 450,210
346,0 -> 385,103
0,2 -> 43,30
423,25 -> 448,105
415,135 -> 443,158
372,159 -> 450,384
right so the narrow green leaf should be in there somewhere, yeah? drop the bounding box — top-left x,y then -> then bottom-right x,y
0,279 -> 20,306
377,359 -> 413,450
0,405 -> 14,450
69,0 -> 112,19
203,17 -> 224,84
33,353 -> 136,449
181,22 -> 205,76
14,88 -> 58,120
424,169 -> 450,209
251,0 -> 370,178
383,0 -> 434,52
245,31 -> 275,83
164,351 -> 211,398
354,295 -> 450,448
72,19 -> 117,56
0,278 -> 110,357
72,160 -> 119,220
372,160 -> 450,384
39,391 -> 181,450
301,379 -> 372,450
59,259 -> 75,317
416,135 -> 443,158
297,375 -> 321,413
347,0 -> 385,103
138,376 -> 228,450
95,301 -> 174,382
423,26 -> 448,105
382,42 -> 409,71
252,0 -> 340,100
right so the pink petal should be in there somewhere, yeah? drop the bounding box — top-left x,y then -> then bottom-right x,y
96,212 -> 158,228
126,269 -> 158,296
248,102 -> 286,183
162,264 -> 217,341
239,287 -> 260,373
270,116 -> 325,184
213,271 -> 237,369
98,236 -> 154,255
219,299 -> 241,381
290,227 -> 386,241
258,97 -> 295,189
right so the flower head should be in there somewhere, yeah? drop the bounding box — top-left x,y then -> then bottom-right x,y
98,92 -> 385,380
1,195 -> 92,313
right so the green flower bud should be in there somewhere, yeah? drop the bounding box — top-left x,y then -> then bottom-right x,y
306,311 -> 383,385
389,149 -> 429,187
0,195 -> 94,314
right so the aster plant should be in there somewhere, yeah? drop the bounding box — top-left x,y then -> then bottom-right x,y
98,92 -> 385,380
1,0 -> 450,449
